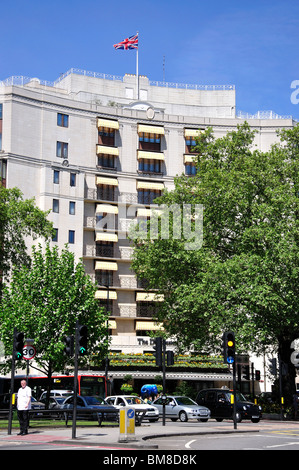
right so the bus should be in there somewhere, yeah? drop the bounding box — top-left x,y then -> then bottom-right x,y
0,373 -> 110,405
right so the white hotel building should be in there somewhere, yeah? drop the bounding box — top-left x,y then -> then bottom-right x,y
0,69 -> 295,388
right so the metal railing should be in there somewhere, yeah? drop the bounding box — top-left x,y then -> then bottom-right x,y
1,69 -> 294,120
1,67 -> 234,92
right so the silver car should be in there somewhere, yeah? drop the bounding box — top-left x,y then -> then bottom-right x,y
153,395 -> 211,422
105,395 -> 159,422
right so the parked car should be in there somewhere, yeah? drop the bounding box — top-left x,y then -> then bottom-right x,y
62,395 -> 118,421
30,397 -> 46,417
40,396 -> 66,409
39,396 -> 67,418
196,388 -> 262,423
40,390 -> 73,400
152,395 -> 211,422
105,395 -> 159,422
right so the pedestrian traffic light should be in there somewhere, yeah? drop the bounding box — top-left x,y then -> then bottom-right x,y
242,365 -> 250,380
222,331 -> 235,364
153,337 -> 163,367
166,350 -> 174,366
63,335 -> 74,357
14,331 -> 24,360
78,324 -> 88,356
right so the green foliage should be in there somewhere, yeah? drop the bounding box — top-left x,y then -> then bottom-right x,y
0,244 -> 109,376
0,186 -> 54,280
120,383 -> 134,394
131,122 -> 298,400
104,352 -> 225,369
174,381 -> 197,400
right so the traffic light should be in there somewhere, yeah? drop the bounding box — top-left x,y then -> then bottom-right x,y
14,331 -> 24,360
166,350 -> 174,366
153,337 -> 163,367
63,335 -> 74,357
269,357 -> 277,376
78,324 -> 88,356
255,370 -> 261,381
242,365 -> 250,380
222,331 -> 235,364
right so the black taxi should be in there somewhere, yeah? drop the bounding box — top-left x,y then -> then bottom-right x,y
196,388 -> 262,423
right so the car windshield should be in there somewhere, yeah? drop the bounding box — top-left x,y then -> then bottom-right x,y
225,391 -> 247,402
125,397 -> 144,405
175,397 -> 197,406
84,396 -> 103,405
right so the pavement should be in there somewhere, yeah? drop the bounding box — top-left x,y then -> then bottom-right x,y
0,421 -> 262,449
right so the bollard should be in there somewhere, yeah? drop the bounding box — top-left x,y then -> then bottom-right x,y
118,407 -> 137,442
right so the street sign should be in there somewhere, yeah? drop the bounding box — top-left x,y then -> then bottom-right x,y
22,345 -> 36,360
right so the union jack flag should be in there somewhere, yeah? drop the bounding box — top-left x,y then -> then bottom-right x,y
113,33 -> 138,50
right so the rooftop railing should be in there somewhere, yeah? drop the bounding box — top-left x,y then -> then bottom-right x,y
0,67 -> 235,91
0,68 -> 294,120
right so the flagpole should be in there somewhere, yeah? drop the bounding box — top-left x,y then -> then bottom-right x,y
136,31 -> 139,100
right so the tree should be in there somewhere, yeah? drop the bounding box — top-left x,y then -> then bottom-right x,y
131,122 -> 298,404
0,186 -> 54,284
0,244 -> 109,400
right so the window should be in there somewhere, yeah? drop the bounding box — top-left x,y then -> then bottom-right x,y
137,189 -> 161,205
70,173 -> 76,187
97,154 -> 116,169
138,158 -> 161,174
56,141 -> 68,158
53,170 -> 60,184
69,201 -> 76,215
139,132 -> 161,151
98,127 -> 115,146
57,113 -> 69,127
96,242 -> 114,257
0,159 -> 7,187
68,230 -> 75,244
185,163 -> 197,176
52,228 -> 58,242
52,199 -> 59,213
96,270 -> 113,287
97,184 -> 115,201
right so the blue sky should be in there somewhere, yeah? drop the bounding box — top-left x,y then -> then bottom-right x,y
1,0 -> 299,119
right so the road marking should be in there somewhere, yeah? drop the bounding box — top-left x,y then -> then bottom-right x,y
271,430 -> 299,436
185,439 -> 196,449
266,442 -> 299,448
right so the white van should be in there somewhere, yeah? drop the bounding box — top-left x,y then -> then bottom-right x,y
40,390 -> 73,400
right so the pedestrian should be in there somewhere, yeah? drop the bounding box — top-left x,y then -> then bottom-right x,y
17,379 -> 31,435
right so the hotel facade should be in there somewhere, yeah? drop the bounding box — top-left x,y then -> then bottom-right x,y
0,69 -> 295,389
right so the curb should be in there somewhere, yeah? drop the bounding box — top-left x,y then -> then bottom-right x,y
52,427 -> 260,449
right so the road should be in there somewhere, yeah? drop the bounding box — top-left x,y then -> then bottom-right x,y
148,420 -> 299,450
1,420 -> 299,451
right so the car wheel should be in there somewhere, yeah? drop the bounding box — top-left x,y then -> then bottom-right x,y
170,418 -> 178,422
236,412 -> 242,423
251,418 -> 260,423
198,418 -> 208,422
179,411 -> 188,422
216,418 -> 223,422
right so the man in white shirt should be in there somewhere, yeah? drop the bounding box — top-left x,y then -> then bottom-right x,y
17,379 -> 31,435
